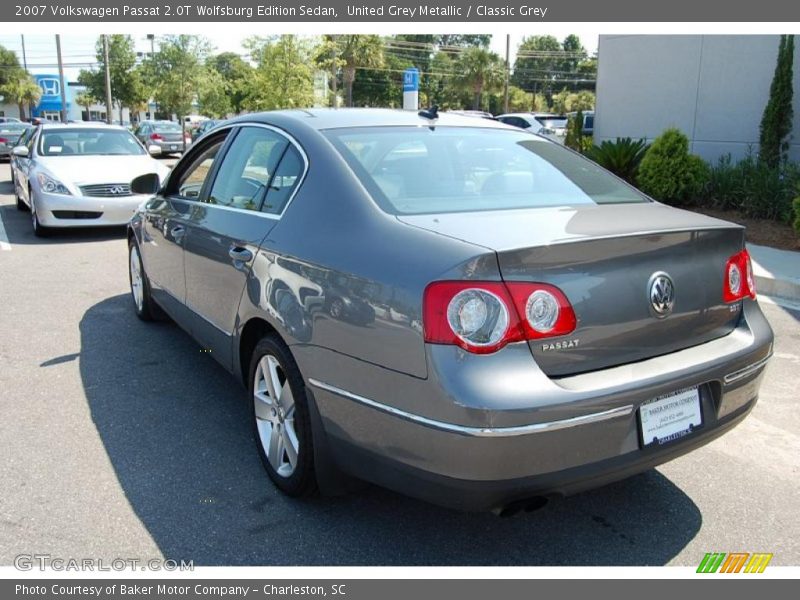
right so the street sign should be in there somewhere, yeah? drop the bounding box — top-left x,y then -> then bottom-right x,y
403,67 -> 419,110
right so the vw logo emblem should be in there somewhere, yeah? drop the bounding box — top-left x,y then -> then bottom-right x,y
648,272 -> 675,317
109,186 -> 126,195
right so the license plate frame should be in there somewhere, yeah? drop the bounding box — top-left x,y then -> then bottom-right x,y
638,387 -> 703,447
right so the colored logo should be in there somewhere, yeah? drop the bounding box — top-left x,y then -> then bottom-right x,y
697,552 -> 773,573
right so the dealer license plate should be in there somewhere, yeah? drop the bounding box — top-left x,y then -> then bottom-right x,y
639,387 -> 702,446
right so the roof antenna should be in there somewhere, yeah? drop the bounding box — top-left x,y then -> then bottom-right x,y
418,104 -> 439,120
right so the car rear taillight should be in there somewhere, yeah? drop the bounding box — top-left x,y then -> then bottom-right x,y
149,133 -> 163,141
723,249 -> 756,303
0,137 -> 8,145
423,281 -> 576,354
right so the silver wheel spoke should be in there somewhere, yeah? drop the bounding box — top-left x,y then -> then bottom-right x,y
282,422 -> 299,468
280,382 -> 295,414
266,356 -> 283,403
253,390 -> 274,421
267,424 -> 284,470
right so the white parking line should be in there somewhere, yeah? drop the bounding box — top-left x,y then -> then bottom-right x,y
0,208 -> 10,251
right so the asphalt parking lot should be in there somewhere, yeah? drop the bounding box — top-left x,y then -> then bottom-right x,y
0,160 -> 798,567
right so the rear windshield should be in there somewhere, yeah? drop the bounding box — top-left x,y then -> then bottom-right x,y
39,128 -> 146,156
324,126 -> 647,215
153,122 -> 182,133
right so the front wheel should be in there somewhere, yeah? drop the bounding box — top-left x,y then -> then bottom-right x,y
29,190 -> 50,237
249,335 -> 317,497
128,238 -> 159,321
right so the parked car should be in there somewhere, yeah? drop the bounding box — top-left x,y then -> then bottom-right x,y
0,122 -> 32,160
495,113 -> 545,132
135,120 -> 191,156
126,109 -> 773,513
12,122 -> 170,236
0,116 -> 22,123
192,119 -> 224,141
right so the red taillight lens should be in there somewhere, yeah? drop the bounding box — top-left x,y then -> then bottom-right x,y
423,280 -> 576,354
149,133 -> 163,141
505,282 -> 578,338
0,137 -> 8,144
723,249 -> 756,303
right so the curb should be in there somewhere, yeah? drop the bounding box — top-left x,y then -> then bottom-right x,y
754,272 -> 800,303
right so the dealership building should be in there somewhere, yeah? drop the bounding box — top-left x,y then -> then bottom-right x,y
594,35 -> 800,163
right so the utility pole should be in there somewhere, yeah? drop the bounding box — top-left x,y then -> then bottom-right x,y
331,37 -> 338,108
55,35 -> 68,123
503,34 -> 510,114
20,35 -> 28,70
146,34 -> 156,119
102,35 -> 113,124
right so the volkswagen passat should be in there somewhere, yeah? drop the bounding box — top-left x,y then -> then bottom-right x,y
13,123 -> 170,236
126,109 -> 773,512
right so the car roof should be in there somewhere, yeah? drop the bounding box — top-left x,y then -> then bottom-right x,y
228,108 -> 511,131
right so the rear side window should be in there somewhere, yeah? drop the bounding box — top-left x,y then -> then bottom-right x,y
325,126 -> 646,215
261,145 -> 304,215
206,127 -> 288,211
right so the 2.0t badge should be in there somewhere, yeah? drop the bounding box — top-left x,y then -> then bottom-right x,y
649,272 -> 675,317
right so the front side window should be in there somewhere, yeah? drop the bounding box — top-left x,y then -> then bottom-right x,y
39,128 -> 146,156
325,126 -> 647,215
173,139 -> 225,199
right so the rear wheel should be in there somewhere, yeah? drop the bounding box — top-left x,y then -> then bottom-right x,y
249,334 -> 317,497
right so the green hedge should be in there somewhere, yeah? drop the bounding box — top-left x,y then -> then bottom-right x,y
636,128 -> 709,205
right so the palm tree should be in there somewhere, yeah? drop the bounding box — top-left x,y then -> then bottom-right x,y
457,47 -> 503,110
320,35 -> 384,107
75,91 -> 96,121
1,73 -> 42,121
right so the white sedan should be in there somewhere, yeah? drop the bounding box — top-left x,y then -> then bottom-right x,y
13,123 -> 171,236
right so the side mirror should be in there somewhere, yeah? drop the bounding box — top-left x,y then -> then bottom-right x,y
12,145 -> 29,157
130,173 -> 161,195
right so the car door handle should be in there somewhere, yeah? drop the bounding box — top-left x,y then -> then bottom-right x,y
170,225 -> 185,238
228,247 -> 253,262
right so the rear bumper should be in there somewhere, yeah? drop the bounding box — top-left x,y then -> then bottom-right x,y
146,140 -> 188,155
303,300 -> 773,511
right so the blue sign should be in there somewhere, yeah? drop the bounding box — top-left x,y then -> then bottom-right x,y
32,74 -> 70,116
402,68 -> 419,93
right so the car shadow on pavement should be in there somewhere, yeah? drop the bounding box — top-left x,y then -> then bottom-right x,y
78,294 -> 703,566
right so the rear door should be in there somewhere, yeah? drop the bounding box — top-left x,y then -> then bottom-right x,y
182,124 -> 305,370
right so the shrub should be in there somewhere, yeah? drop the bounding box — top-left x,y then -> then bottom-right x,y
637,128 -> 709,205
703,152 -> 799,222
759,35 -> 795,168
584,137 -> 649,184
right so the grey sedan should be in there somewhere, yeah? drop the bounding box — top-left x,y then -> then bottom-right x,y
126,109 -> 773,513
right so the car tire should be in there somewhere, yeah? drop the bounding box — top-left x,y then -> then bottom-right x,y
15,181 -> 27,211
249,334 -> 317,497
29,189 -> 50,237
128,238 -> 159,321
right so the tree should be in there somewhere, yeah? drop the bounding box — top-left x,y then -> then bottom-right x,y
458,47 -> 504,110
318,35 -> 384,107
78,35 -> 146,124
511,35 -> 562,93
74,91 -> 97,121
1,74 -> 41,121
243,35 -> 315,111
149,35 -> 211,147
207,52 -> 252,115
759,34 -> 795,168
436,35 -> 490,48
0,45 -> 22,89
196,67 -> 230,118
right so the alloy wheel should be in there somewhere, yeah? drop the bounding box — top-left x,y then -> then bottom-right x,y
129,245 -> 144,312
253,354 -> 299,478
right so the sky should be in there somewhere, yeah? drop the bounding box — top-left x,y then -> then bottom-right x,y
0,31 -> 598,83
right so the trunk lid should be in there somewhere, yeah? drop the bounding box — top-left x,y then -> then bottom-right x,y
399,203 -> 745,376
